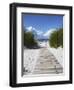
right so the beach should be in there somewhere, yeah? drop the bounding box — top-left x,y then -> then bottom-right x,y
23,41 -> 63,75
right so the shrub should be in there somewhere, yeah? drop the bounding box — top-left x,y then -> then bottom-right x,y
49,28 -> 63,48
24,31 -> 37,48
57,28 -> 63,48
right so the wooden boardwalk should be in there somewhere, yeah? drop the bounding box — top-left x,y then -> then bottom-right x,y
33,48 -> 63,74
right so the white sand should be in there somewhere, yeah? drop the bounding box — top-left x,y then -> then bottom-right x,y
23,41 -> 63,75
47,42 -> 63,67
23,49 -> 40,74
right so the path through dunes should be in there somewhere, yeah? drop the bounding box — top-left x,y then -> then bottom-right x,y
32,48 -> 63,74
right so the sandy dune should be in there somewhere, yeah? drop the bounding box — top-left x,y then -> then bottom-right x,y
23,42 -> 63,75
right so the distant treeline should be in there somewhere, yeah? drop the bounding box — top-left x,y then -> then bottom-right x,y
49,28 -> 63,48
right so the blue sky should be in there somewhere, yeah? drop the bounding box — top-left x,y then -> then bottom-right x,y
22,13 -> 63,39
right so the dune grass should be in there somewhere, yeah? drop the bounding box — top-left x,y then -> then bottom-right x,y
49,28 -> 63,48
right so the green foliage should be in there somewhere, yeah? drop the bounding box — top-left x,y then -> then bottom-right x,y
49,28 -> 63,48
24,30 -> 37,48
57,28 -> 63,48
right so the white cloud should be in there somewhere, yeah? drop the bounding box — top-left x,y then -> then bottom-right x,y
26,26 -> 36,31
26,26 -> 57,39
43,28 -> 56,37
26,26 -> 43,35
26,26 -> 33,31
36,30 -> 43,35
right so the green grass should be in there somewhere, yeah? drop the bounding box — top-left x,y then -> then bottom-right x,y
49,28 -> 63,48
